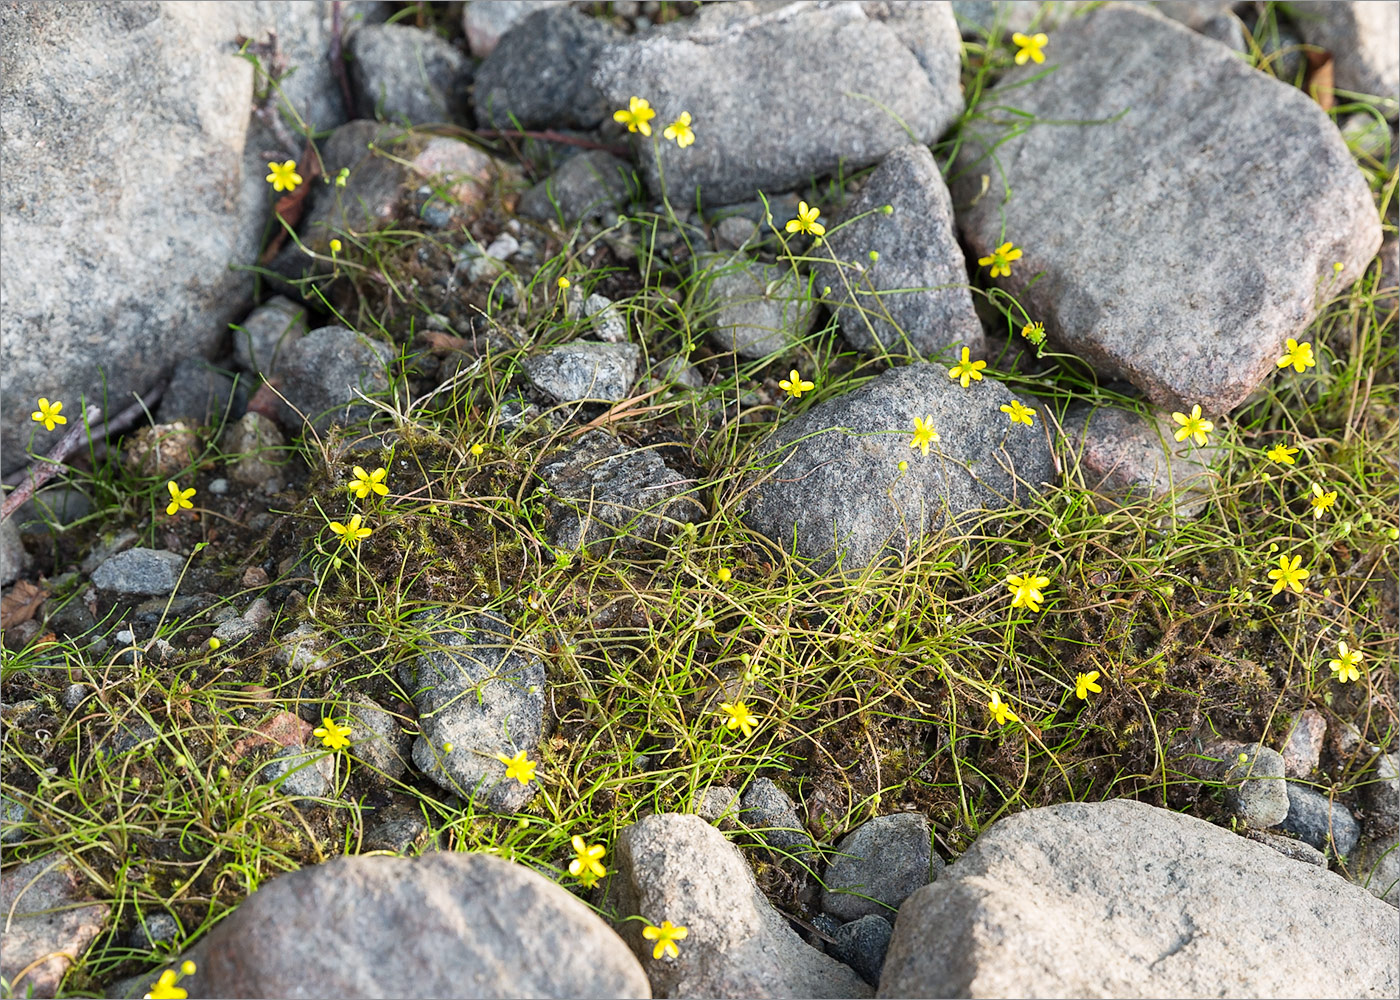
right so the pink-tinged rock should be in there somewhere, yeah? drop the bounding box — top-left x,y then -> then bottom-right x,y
1281,708 -> 1327,778
0,857 -> 109,998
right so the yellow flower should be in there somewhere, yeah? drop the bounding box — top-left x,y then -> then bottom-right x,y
166,480 -> 196,516
948,347 -> 988,387
785,201 -> 826,238
1020,321 -> 1046,346
1328,641 -> 1362,683
180,961 -> 196,977
144,969 -> 187,1000
978,241 -> 1022,278
1277,338 -> 1316,373
349,465 -> 389,499
329,238 -> 342,253
30,397 -> 67,431
557,275 -> 571,290
1266,443 -> 1298,465
663,111 -> 695,148
988,691 -> 1018,726
569,835 -> 607,880
642,920 -> 690,960
265,159 -> 302,192
495,749 -> 537,785
1308,482 -> 1336,519
716,567 -> 732,583
1171,404 -> 1213,447
909,415 -> 940,457
442,742 -> 455,753
1074,670 -> 1102,700
1006,572 -> 1051,613
313,718 -> 352,750
613,96 -> 656,136
779,369 -> 814,398
329,513 -> 372,546
208,637 -> 221,651
1000,399 -> 1036,427
719,700 -> 759,738
1267,553 -> 1308,595
1012,31 -> 1048,65
471,442 -> 486,457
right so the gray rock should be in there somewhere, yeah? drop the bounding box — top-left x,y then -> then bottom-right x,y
950,4 -> 1381,415
1,793 -> 33,845
715,215 -> 759,250
816,144 -> 981,359
272,623 -> 333,673
740,777 -> 817,869
1,516 -> 29,586
102,719 -> 159,755
363,806 -> 432,854
349,23 -> 472,126
879,799 -> 1399,999
584,293 -> 629,344
537,430 -> 705,550
474,7 -> 622,129
744,363 -> 1056,572
335,692 -> 412,782
0,2 -> 367,477
156,358 -> 246,426
829,913 -> 892,988
232,296 -> 310,376
695,785 -> 742,827
277,326 -> 393,433
1353,834 -> 1399,907
1154,0 -> 1246,51
259,745 -> 336,805
1292,2 -> 1399,113
90,548 -> 186,597
1188,740 -> 1290,829
128,911 -> 179,950
821,812 -> 937,921
61,682 -> 92,709
398,612 -> 546,813
464,0 -> 570,59
177,852 -> 650,998
1281,708 -> 1327,779
0,856 -> 110,998
10,485 -> 94,535
220,411 -> 286,484
1363,752 -> 1400,835
950,1 -> 1078,38
605,812 -> 872,998
593,2 -> 963,204
519,150 -> 634,225
1275,783 -> 1361,858
207,477 -> 229,495
524,341 -> 641,403
1244,829 -> 1328,867
701,254 -> 818,359
1063,401 -> 1221,516
1376,236 -> 1398,313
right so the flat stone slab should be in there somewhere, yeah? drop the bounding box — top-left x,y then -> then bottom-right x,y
951,4 -> 1381,415
744,363 -> 1056,571
880,799 -> 1399,998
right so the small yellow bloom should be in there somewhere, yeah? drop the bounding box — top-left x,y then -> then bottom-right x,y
1277,338 -> 1316,373
442,742 -> 455,753
719,700 -> 759,738
329,513 -> 373,546
180,961 -> 196,977
1012,31 -> 1048,65
1266,443 -> 1298,465
642,920 -> 690,960
335,167 -> 349,188
329,238 -> 342,253
313,717 -> 352,750
1267,553 -> 1309,595
779,369 -> 814,398
144,969 -> 187,1000
978,241 -> 1022,278
1006,572 -> 1051,613
1021,321 -> 1046,346
948,347 -> 988,387
716,567 -> 732,583
909,415 -> 940,457
569,835 -> 607,880
471,442 -> 486,457
557,275 -> 571,290
495,749 -> 537,785
1000,399 -> 1036,427
1328,641 -> 1362,683
663,111 -> 695,148
166,480 -> 196,516
785,201 -> 826,238
1074,670 -> 1102,700
265,159 -> 302,192
349,465 -> 389,499
614,96 -> 656,136
1171,404 -> 1213,447
988,691 -> 1018,726
30,397 -> 67,431
1308,482 -> 1336,519
208,637 -> 221,651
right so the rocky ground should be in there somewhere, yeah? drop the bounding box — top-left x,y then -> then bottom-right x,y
1,2 -> 1397,998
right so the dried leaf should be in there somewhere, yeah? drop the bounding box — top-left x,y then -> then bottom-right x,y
230,710 -> 313,761
1305,50 -> 1335,111
1,580 -> 47,629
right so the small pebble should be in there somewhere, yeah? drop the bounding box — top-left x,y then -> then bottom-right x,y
61,683 -> 90,710
208,478 -> 229,495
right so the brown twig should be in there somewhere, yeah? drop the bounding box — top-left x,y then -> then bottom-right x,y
330,2 -> 355,118
1,383 -> 167,521
239,31 -> 301,159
